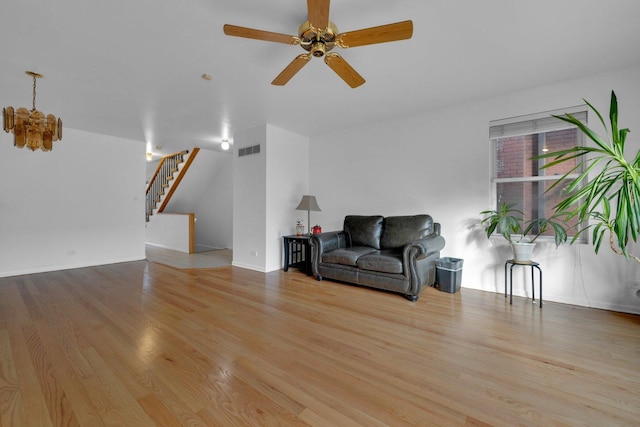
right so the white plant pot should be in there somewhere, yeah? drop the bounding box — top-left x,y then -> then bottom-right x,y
511,242 -> 536,264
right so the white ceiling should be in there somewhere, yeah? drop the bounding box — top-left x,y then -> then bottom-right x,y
2,0 -> 640,156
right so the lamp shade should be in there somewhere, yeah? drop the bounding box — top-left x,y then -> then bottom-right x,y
295,195 -> 321,212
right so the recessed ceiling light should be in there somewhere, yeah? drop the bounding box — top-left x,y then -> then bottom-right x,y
221,139 -> 230,151
202,73 -> 213,81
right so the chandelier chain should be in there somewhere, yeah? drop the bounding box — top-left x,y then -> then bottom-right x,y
32,75 -> 37,111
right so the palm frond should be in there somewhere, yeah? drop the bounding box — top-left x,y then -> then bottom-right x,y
536,91 -> 639,261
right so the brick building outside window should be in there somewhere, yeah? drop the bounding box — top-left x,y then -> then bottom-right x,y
489,109 -> 587,241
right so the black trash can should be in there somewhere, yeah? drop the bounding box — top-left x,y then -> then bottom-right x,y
436,257 -> 464,293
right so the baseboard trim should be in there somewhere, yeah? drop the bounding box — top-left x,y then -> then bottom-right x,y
0,256 -> 146,279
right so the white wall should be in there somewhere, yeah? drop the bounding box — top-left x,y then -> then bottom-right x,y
265,125 -> 309,271
146,213 -> 193,253
310,64 -> 640,314
0,128 -> 146,277
161,149 -> 233,250
232,124 -> 309,272
193,156 -> 233,250
233,126 -> 268,270
146,158 -> 160,183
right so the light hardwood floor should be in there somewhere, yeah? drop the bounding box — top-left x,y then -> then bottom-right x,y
0,261 -> 639,426
145,246 -> 232,269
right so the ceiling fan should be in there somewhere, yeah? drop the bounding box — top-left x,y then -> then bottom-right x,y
223,0 -> 413,88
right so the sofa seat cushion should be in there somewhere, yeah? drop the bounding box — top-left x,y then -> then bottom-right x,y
322,246 -> 377,267
356,249 -> 404,274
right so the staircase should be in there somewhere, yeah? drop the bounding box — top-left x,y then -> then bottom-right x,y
145,148 -> 200,221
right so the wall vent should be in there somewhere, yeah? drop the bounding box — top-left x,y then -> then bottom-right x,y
238,144 -> 261,157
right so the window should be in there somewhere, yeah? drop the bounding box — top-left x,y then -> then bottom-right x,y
489,107 -> 587,242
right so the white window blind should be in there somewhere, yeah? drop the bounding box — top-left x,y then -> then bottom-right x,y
490,108 -> 587,139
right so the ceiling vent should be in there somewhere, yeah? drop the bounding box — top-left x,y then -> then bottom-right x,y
238,144 -> 261,157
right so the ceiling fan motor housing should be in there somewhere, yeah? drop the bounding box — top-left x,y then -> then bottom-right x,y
299,20 -> 337,57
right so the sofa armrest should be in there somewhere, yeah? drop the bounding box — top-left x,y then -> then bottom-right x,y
402,232 -> 446,297
404,233 -> 445,260
309,231 -> 347,277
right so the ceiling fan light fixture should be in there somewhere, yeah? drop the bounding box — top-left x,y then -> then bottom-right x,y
310,41 -> 326,57
3,71 -> 62,152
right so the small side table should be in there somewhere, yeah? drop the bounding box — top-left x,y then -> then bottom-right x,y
504,259 -> 543,307
283,235 -> 311,275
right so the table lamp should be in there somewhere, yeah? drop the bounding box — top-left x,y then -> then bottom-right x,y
295,195 -> 321,235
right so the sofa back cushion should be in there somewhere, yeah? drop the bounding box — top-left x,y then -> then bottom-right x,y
380,215 -> 433,249
344,215 -> 384,249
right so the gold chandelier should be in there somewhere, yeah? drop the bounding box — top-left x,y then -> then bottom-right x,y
3,71 -> 62,152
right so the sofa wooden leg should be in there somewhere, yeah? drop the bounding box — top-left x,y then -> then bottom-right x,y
405,294 -> 418,302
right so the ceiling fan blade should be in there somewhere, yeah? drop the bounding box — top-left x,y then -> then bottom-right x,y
272,54 -> 312,86
223,24 -> 298,45
324,53 -> 365,88
307,0 -> 330,30
337,20 -> 413,48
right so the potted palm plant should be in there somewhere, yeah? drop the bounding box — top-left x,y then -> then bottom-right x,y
536,91 -> 640,262
480,202 -> 568,263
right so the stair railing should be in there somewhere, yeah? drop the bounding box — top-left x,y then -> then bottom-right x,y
145,150 -> 189,221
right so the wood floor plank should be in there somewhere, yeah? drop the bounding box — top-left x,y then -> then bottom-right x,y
1,284 -> 54,427
78,347 -> 157,426
22,323 -> 80,426
28,302 -> 109,427
0,329 -> 27,427
0,261 -> 639,426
